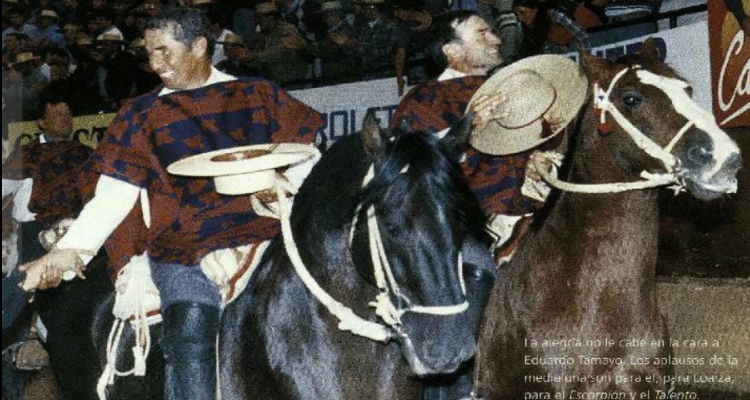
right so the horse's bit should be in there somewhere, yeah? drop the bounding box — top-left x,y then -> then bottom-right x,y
531,65 -> 735,194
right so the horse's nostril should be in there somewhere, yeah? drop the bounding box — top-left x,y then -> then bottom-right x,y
687,146 -> 712,164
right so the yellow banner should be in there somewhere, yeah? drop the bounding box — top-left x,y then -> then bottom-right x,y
6,113 -> 116,154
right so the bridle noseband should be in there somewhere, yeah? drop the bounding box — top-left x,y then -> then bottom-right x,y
531,65 -> 733,195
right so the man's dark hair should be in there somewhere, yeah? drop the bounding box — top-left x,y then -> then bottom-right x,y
38,82 -> 73,118
428,10 -> 479,70
8,5 -> 29,19
145,7 -> 216,58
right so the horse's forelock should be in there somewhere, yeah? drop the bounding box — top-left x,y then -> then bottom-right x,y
358,132 -> 487,241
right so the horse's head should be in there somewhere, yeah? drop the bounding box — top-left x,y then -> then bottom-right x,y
579,39 -> 742,200
350,113 -> 488,377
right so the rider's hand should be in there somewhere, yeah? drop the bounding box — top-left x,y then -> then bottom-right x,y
18,249 -> 86,292
470,93 -> 508,131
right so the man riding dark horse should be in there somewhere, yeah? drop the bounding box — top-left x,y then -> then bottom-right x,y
19,7 -> 325,399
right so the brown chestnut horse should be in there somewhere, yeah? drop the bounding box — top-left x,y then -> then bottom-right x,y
474,41 -> 742,400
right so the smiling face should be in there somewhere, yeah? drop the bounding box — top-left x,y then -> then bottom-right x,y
446,15 -> 502,74
144,25 -> 211,90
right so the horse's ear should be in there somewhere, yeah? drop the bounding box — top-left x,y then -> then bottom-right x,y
362,110 -> 387,161
580,50 -> 612,86
441,113 -> 473,158
638,38 -> 660,63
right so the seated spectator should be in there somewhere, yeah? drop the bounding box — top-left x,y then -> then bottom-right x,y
315,1 -> 358,84
392,0 -> 439,93
126,37 -> 161,95
209,10 -> 235,66
59,0 -> 83,23
62,21 -> 82,49
250,2 -> 309,87
90,34 -> 135,109
36,9 -> 66,50
3,6 -> 41,50
8,52 -> 49,120
215,33 -> 261,77
40,48 -> 73,82
2,83 -> 93,263
512,0 -> 591,57
353,0 -> 398,79
92,8 -> 124,42
275,0 -> 320,43
3,32 -> 28,68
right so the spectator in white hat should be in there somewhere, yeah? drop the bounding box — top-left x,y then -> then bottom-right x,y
37,9 -> 66,49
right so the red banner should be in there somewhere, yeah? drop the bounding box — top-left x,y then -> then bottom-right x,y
708,0 -> 750,128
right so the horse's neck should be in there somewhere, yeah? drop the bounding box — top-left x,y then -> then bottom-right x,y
538,109 -> 661,284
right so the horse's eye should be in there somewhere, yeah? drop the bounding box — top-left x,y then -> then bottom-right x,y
622,94 -> 642,108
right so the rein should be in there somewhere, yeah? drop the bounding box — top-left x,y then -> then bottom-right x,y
271,163 -> 468,343
529,66 -> 725,195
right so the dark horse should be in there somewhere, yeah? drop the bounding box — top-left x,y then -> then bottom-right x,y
38,113 -> 490,399
473,42 -> 742,400
219,113 -> 489,399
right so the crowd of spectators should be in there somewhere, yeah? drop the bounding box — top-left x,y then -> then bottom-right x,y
2,0 -> 695,123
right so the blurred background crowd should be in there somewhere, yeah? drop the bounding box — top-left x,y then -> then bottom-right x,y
0,0 -> 676,122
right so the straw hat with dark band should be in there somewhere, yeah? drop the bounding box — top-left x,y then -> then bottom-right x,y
10,52 -> 39,67
39,9 -> 59,19
469,55 -> 589,155
255,2 -> 279,14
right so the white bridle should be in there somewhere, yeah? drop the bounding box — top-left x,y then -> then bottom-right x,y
273,163 -> 469,343
531,66 -> 736,195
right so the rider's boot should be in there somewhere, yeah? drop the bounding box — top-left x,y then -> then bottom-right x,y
162,302 -> 220,400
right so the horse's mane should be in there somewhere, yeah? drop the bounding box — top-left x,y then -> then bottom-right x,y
358,131 -> 489,244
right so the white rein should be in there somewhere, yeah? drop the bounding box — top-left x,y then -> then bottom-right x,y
275,163 -> 468,343
531,66 -> 727,195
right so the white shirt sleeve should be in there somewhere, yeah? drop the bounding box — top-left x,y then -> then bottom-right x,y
2,178 -> 23,198
2,178 -> 36,222
55,175 -> 141,264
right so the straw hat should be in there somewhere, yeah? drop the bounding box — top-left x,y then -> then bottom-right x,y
255,2 -> 278,14
321,1 -> 343,12
191,0 -> 213,5
76,35 -> 93,46
97,32 -> 124,43
218,33 -> 245,45
128,38 -> 145,50
167,143 -> 319,196
469,54 -> 588,155
39,9 -> 59,19
10,52 -> 39,66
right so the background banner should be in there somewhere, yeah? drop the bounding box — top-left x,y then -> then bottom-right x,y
708,0 -> 750,128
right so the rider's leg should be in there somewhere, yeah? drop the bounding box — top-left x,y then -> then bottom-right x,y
151,262 -> 221,400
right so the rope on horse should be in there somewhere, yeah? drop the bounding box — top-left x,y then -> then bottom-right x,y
96,253 -> 160,400
272,179 -> 393,342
